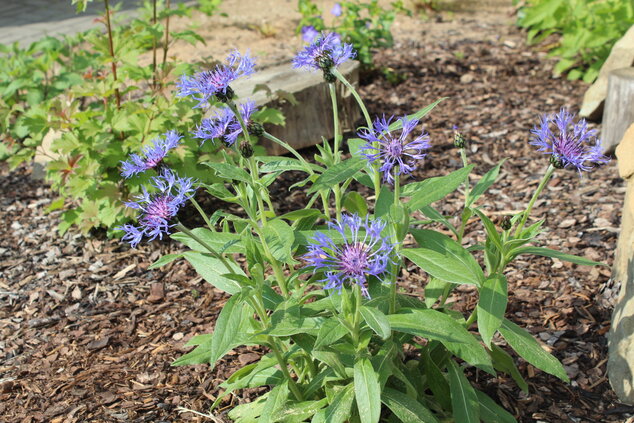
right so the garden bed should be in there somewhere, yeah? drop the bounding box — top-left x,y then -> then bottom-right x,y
0,3 -> 630,422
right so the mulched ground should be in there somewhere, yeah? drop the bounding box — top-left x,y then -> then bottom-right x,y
0,12 -> 630,423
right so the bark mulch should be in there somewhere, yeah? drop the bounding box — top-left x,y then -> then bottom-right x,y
0,13 -> 630,423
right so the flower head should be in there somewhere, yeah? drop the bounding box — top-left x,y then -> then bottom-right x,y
301,25 -> 319,43
304,214 -> 395,297
530,108 -> 610,173
121,131 -> 181,178
331,3 -> 342,16
193,107 -> 241,146
293,32 -> 355,73
177,50 -> 255,107
359,115 -> 431,184
117,169 -> 196,247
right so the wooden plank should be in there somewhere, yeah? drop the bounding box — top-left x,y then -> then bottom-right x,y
602,67 -> 634,154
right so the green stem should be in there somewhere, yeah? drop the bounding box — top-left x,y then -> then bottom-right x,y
269,338 -> 304,401
514,164 -> 555,238
190,197 -> 213,231
389,170 -> 400,315
175,223 -> 234,273
263,132 -> 314,174
329,82 -> 341,161
320,191 -> 331,219
333,185 -> 343,221
464,309 -> 477,328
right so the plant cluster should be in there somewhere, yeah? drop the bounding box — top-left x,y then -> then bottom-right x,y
121,32 -> 610,422
297,0 -> 406,68
516,0 -> 634,83
0,0 -> 234,235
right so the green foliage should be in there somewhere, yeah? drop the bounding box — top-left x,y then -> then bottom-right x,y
0,0 -> 238,234
297,0 -> 407,67
516,0 -> 634,82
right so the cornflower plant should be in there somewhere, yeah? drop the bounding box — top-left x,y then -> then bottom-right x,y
119,34 -> 610,422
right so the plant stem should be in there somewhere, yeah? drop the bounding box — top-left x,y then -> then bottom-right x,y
189,197 -> 213,231
458,147 -> 470,241
151,0 -> 157,89
269,337 -> 304,401
464,309 -> 477,328
389,170 -> 400,315
328,83 -> 341,161
331,67 -> 381,198
175,223 -> 234,273
514,164 -> 555,238
103,0 -> 121,109
263,132 -> 313,174
162,0 -> 171,69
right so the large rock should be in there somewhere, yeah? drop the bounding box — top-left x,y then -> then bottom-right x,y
608,123 -> 634,403
233,61 -> 360,155
580,25 -> 634,121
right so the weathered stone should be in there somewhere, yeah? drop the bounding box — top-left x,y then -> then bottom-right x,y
608,126 -> 634,403
232,60 -> 360,155
580,24 -> 634,121
601,68 -> 634,154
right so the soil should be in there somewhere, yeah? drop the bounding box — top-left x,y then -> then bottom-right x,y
0,1 -> 630,422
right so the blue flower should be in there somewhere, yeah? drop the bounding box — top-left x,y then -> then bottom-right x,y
293,32 -> 355,72
301,25 -> 319,43
121,131 -> 181,178
359,115 -> 431,184
117,169 -> 196,247
177,50 -> 255,107
331,3 -> 342,16
304,214 -> 395,297
193,100 -> 259,146
530,108 -> 610,173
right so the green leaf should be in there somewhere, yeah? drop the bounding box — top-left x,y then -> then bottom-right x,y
448,360 -> 480,423
324,384 -> 355,423
410,229 -> 484,286
388,309 -> 494,374
315,318 -> 349,349
490,344 -> 528,392
260,382 -> 290,423
171,228 -> 242,254
375,185 -> 394,218
402,165 -> 474,210
403,247 -> 482,287
467,159 -> 506,207
499,319 -> 569,382
172,294 -> 251,368
476,390 -> 517,423
182,251 -> 243,294
424,277 -> 451,308
204,162 -> 252,183
477,274 -> 508,347
381,387 -> 440,423
354,358 -> 381,423
148,253 -> 183,269
513,246 -> 607,267
271,398 -> 328,422
343,191 -> 368,216
423,348 -> 452,411
360,305 -> 391,340
308,157 -> 365,193
263,218 -> 295,263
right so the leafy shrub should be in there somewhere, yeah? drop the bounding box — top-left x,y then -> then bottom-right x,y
516,0 -> 634,83
121,34 -> 610,421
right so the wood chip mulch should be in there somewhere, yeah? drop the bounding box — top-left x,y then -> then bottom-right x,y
0,14 -> 630,423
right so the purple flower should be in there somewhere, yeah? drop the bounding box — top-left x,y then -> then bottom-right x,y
117,169 -> 196,247
530,108 -> 610,173
359,115 -> 431,184
331,3 -> 342,16
121,131 -> 181,178
293,32 -> 355,72
304,214 -> 395,297
177,50 -> 255,107
194,100 -> 259,146
193,107 -> 240,146
301,25 -> 319,43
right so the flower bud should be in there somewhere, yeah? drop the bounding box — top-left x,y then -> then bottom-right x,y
549,154 -> 565,169
216,86 -> 235,103
453,127 -> 466,149
247,122 -> 264,137
239,140 -> 254,158
501,216 -> 512,231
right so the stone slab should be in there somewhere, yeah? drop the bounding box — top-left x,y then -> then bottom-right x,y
232,60 -> 361,155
